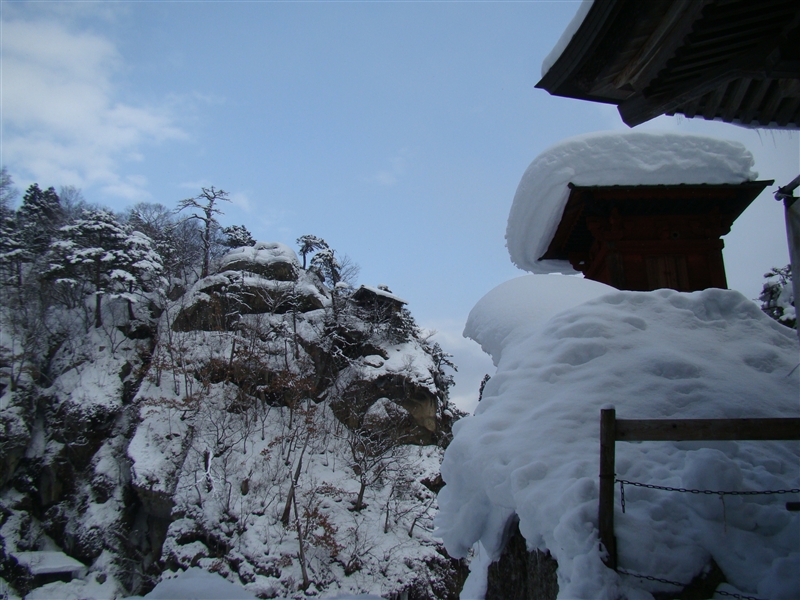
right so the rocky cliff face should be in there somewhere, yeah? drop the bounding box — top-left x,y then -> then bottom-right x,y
0,243 -> 465,599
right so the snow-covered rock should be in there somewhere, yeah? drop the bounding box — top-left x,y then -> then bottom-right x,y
216,242 -> 301,281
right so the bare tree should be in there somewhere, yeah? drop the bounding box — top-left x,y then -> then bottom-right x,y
176,186 -> 231,278
344,425 -> 409,511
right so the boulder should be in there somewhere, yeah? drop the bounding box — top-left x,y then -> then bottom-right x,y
216,242 -> 300,281
172,273 -> 325,332
335,374 -> 440,445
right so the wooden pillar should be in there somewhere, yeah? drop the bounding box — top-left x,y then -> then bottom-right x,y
599,408 -> 617,569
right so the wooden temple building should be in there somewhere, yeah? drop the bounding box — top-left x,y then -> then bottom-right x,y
536,0 -> 800,128
541,180 -> 772,292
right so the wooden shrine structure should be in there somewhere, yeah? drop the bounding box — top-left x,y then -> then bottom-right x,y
536,0 -> 800,128
540,180 -> 772,292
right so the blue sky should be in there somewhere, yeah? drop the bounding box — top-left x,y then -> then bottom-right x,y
2,1 -> 798,411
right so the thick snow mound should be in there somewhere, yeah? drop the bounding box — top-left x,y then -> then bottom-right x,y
141,568 -> 258,599
506,131 -> 758,274
436,288 -> 799,599
464,275 -> 614,366
217,242 -> 300,277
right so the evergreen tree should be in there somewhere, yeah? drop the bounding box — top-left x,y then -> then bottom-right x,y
0,170 -> 21,285
17,184 -> 63,257
222,224 -> 256,248
296,235 -> 328,269
759,265 -> 795,328
47,209 -> 162,328
310,247 -> 340,287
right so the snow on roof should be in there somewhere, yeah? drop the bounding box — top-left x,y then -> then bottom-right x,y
355,285 -> 408,305
506,131 -> 758,275
464,275 -> 615,366
12,551 -> 86,576
218,242 -> 300,271
437,287 -> 799,599
541,0 -> 594,77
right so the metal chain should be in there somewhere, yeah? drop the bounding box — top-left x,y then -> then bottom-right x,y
615,480 -> 796,598
616,478 -> 800,497
617,569 -> 764,600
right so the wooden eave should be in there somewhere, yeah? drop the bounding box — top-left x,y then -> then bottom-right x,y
536,0 -> 800,128
540,180 -> 773,261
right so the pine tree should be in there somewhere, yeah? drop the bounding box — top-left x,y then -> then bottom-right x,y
47,209 -> 162,328
118,230 -> 166,320
0,171 -> 21,286
222,224 -> 256,248
17,184 -> 63,257
759,265 -> 795,328
296,235 -> 328,269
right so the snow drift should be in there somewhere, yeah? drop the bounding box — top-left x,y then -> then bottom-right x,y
437,284 -> 799,599
463,275 -> 614,366
505,131 -> 758,275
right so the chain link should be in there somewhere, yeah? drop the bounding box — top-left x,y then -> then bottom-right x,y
617,569 -> 764,600
617,478 -> 799,513
617,478 -> 799,497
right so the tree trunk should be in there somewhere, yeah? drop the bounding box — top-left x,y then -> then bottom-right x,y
95,293 -> 103,328
354,479 -> 366,511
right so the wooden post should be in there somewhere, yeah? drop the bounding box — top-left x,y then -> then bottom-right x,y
599,408 -> 617,569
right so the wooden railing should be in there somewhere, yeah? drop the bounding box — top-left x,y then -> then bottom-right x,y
598,408 -> 800,569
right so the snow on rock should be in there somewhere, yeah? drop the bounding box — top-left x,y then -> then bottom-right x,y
11,551 -> 86,577
506,131 -> 758,275
541,0 -> 594,77
140,567 -> 259,599
464,275 -> 615,366
363,397 -> 411,428
437,287 -> 799,599
126,567 -> 385,600
216,242 -> 301,280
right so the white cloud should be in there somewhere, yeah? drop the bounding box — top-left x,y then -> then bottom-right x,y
229,191 -> 252,213
367,149 -> 411,186
1,19 -> 186,199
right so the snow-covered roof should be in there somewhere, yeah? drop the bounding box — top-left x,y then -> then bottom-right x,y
12,551 -> 86,576
217,242 -> 300,272
506,131 -> 758,275
541,0 -> 594,77
437,287 -> 799,599
354,285 -> 408,305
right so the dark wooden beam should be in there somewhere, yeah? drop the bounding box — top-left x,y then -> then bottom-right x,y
775,97 -> 800,126
612,0 -> 710,93
615,417 -> 800,441
759,80 -> 785,124
721,77 -> 751,121
619,68 -> 742,126
598,409 -> 617,569
702,85 -> 727,119
739,77 -> 772,124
